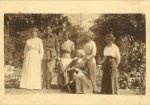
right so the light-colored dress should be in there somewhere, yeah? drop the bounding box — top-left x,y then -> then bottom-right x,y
58,39 -> 75,86
61,39 -> 75,69
20,37 -> 44,89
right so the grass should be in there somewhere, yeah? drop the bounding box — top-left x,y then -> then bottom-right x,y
4,67 -> 145,95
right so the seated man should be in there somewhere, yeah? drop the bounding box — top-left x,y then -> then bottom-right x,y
66,49 -> 92,94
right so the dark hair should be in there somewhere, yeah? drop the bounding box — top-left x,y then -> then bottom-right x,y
106,32 -> 116,42
44,24 -> 52,29
30,27 -> 39,32
64,31 -> 70,37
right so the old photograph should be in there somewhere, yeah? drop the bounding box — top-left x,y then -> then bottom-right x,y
4,13 -> 146,95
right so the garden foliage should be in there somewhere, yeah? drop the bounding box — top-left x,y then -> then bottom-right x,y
4,14 -> 146,93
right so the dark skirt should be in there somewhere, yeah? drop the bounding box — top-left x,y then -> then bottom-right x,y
101,57 -> 118,94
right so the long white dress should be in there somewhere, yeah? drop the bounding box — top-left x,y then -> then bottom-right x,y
20,37 -> 44,89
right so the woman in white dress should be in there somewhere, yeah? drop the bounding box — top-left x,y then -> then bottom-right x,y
20,28 -> 44,89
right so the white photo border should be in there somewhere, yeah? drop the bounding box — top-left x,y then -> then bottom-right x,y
0,1 -> 149,105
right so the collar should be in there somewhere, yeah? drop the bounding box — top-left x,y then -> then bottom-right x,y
47,33 -> 54,38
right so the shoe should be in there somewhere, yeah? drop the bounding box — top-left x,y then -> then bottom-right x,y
93,90 -> 99,94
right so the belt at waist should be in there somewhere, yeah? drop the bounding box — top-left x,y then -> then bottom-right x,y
61,53 -> 71,58
105,56 -> 116,59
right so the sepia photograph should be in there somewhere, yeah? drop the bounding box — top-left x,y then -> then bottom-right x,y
4,13 -> 146,95
1,1 -> 150,105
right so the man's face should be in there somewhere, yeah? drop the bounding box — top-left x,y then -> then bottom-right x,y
85,35 -> 91,42
46,26 -> 52,34
63,34 -> 69,40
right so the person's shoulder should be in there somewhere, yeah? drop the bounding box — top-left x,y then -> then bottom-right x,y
68,40 -> 74,44
90,40 -> 96,46
26,38 -> 31,42
53,34 -> 58,39
41,33 -> 46,38
112,43 -> 119,49
51,34 -> 59,41
36,37 -> 43,42
90,40 -> 95,43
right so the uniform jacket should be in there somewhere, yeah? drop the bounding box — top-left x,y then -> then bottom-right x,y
42,33 -> 60,60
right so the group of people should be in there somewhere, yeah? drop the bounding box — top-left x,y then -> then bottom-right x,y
20,25 -> 121,94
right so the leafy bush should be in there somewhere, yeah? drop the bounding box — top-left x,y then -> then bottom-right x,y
118,40 -> 145,92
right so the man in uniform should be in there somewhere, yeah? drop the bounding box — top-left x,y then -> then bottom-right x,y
82,31 -> 97,93
42,25 -> 60,89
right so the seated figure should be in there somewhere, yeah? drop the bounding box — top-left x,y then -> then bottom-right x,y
66,49 -> 92,94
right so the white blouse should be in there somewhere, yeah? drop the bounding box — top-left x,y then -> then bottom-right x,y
24,37 -> 44,60
104,43 -> 121,64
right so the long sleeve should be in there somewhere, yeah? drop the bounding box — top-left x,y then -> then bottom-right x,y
39,39 -> 44,60
104,44 -> 121,64
115,47 -> 121,65
86,41 -> 97,60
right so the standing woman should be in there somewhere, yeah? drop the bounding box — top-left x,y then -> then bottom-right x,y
101,32 -> 121,94
58,32 -> 75,86
20,28 -> 44,89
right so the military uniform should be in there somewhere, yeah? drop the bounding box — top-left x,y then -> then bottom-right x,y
42,33 -> 60,89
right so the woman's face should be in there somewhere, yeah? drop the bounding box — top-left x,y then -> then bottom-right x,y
64,32 -> 69,40
31,30 -> 38,37
106,34 -> 113,44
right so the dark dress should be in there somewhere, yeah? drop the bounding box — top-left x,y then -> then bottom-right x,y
101,56 -> 118,94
